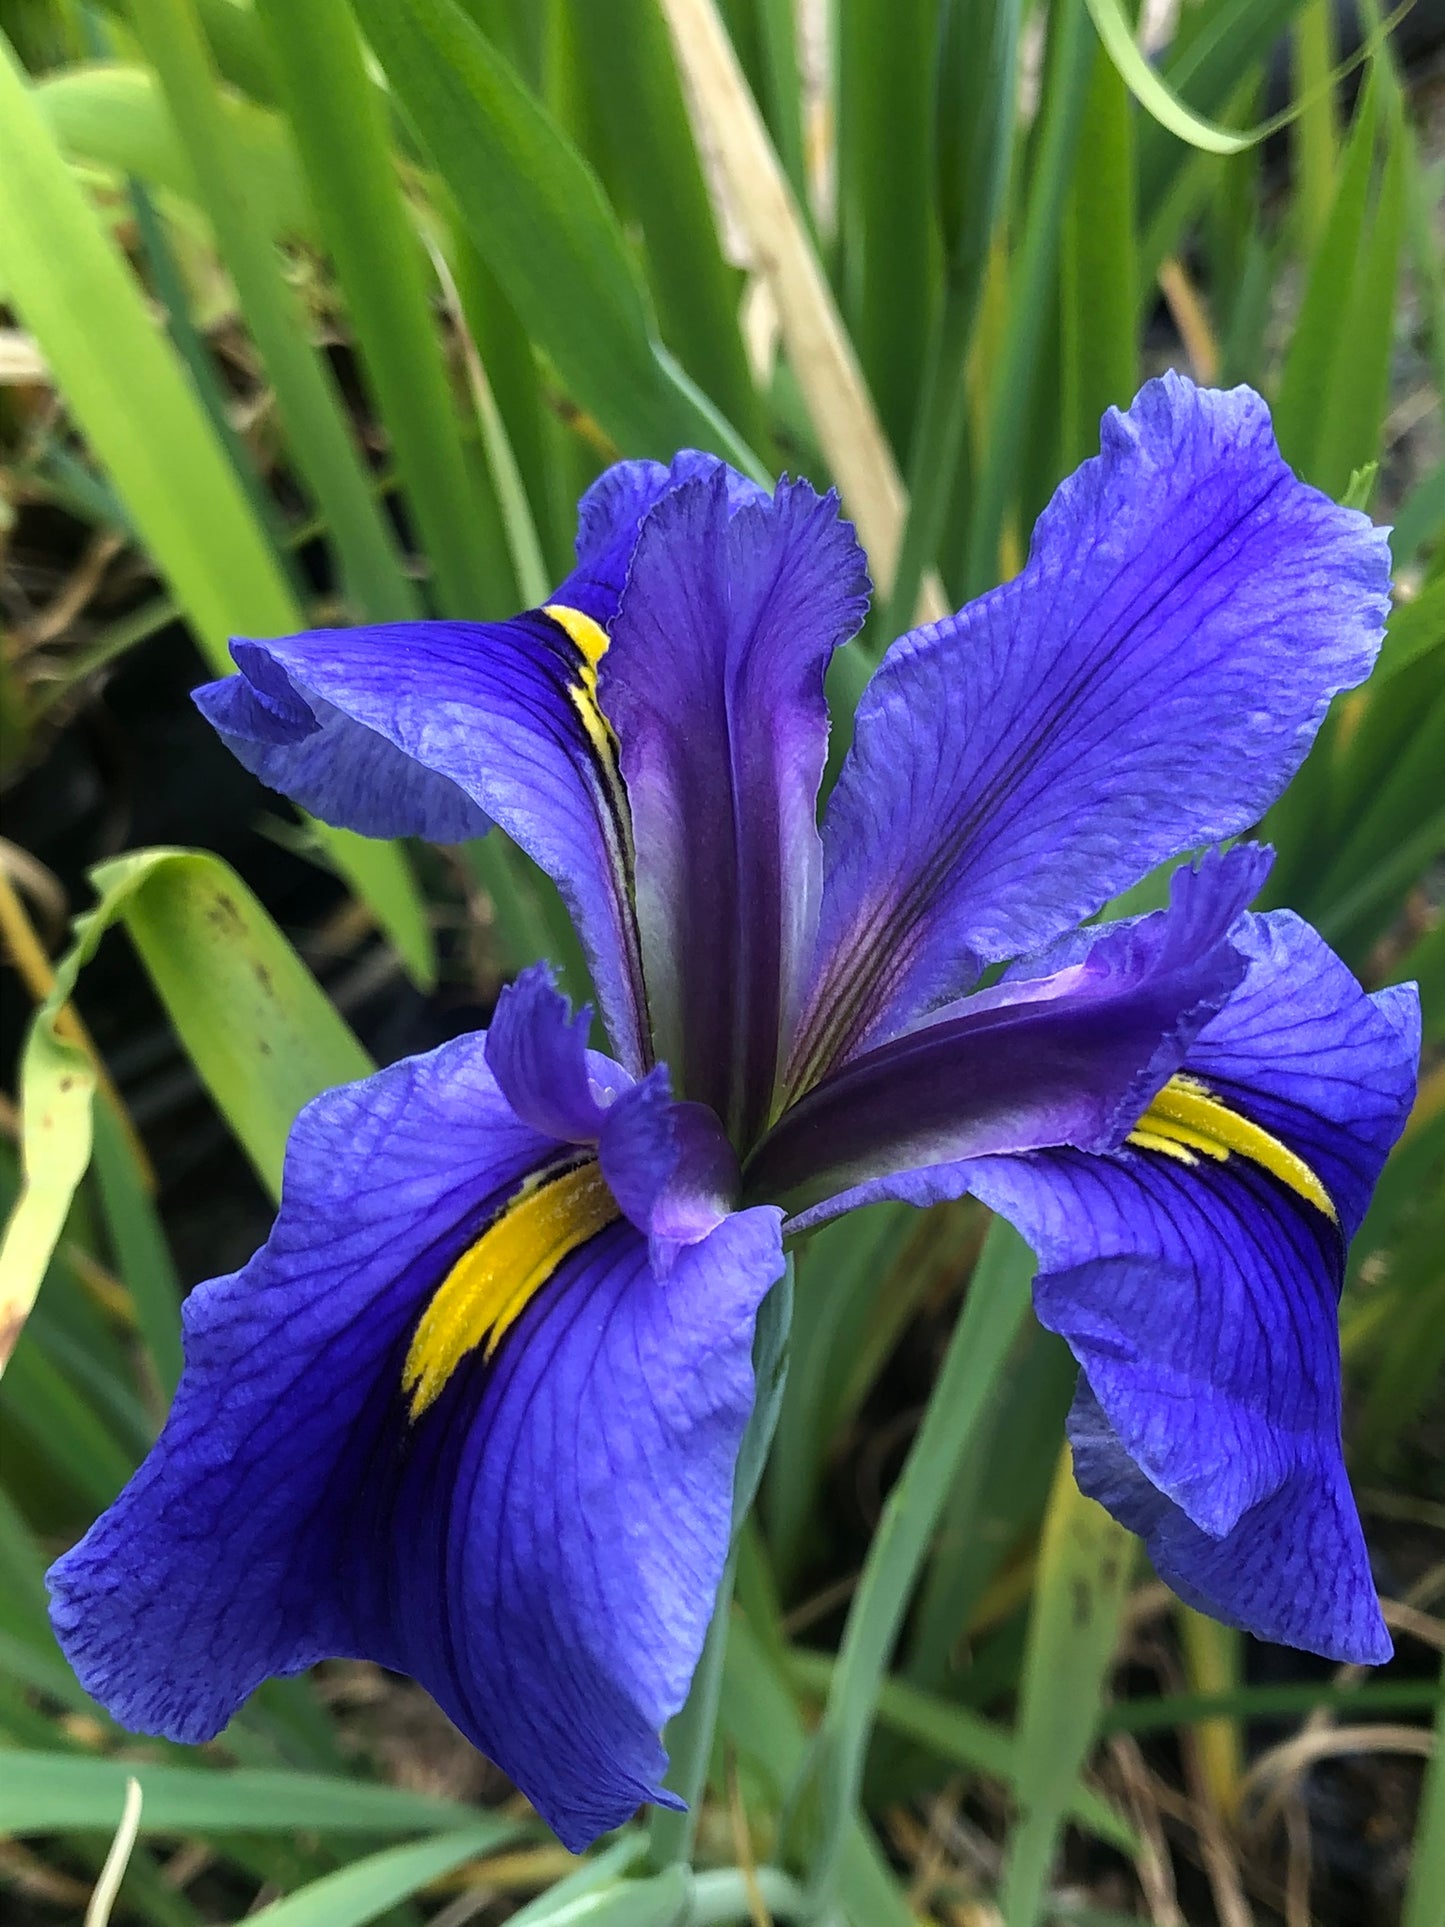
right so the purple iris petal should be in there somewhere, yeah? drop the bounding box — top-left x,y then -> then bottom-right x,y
603,468 -> 869,1142
792,373 -> 1392,1080
196,610 -> 652,1068
563,451 -> 766,624
486,963 -> 611,1143
602,1079 -> 741,1257
964,913 -> 1418,1660
192,453 -> 730,1072
753,846 -> 1265,1231
198,640 -> 492,845
486,963 -> 741,1246
1069,1383 -> 1390,1662
48,1032 -> 784,1850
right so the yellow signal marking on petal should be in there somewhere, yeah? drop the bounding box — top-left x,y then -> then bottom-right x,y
544,600 -> 621,761
1128,1074 -> 1337,1222
541,602 -> 634,868
402,1159 -> 618,1421
544,601 -> 609,668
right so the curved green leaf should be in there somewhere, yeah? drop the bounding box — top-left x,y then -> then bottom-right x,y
35,62 -> 317,243
248,1827 -> 523,1925
0,1752 -> 495,1837
0,850 -> 371,1371
1083,0 -> 1250,154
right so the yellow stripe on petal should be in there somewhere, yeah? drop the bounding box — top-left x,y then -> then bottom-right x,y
544,600 -> 622,760
542,602 -> 634,866
402,1158 -> 619,1420
1128,1073 -> 1337,1222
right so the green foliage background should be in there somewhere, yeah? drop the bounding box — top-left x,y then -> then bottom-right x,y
0,0 -> 1441,1921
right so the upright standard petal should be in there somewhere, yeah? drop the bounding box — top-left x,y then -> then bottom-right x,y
564,451 -> 764,624
750,847 -> 1264,1230
791,374 -> 1392,1083
48,1033 -> 786,1850
965,914 -> 1419,1660
193,453 -> 725,1070
603,468 -> 869,1142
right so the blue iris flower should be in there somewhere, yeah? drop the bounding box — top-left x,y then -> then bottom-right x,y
50,376 -> 1420,1849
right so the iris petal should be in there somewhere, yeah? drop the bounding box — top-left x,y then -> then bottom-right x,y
752,847 -> 1263,1231
48,1033 -> 785,1850
794,373 -> 1392,1077
603,467 -> 869,1142
198,610 -> 652,1071
486,963 -> 613,1143
965,913 -> 1418,1660
193,453 -> 723,1071
1069,1382 -> 1391,1664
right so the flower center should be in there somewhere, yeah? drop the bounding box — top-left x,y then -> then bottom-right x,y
1127,1074 -> 1336,1220
402,1157 -> 619,1419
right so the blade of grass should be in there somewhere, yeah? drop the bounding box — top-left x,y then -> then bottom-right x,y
2,1331 -> 138,1507
444,210 -> 564,574
750,0 -> 809,219
0,36 -> 432,978
83,1776 -> 143,1927
1316,686 -> 1445,933
1177,1607 -> 1245,1820
351,0 -> 762,472
92,0 -> 279,104
784,1217 -> 1037,1911
128,180 -> 303,582
878,0 -> 1020,648
1292,0 -> 1338,254
962,0 -> 1093,597
424,223 -> 547,608
906,1323 -> 1075,1694
35,61 -> 318,244
246,1826 -> 526,1926
0,848 -> 372,1360
659,0 -> 946,622
0,1754 -> 513,1837
1392,461 -> 1445,571
1312,116 -> 1406,500
1059,27 -> 1137,474
1402,1646 -> 1445,1927
836,0 -> 939,461
1359,0 -> 1445,404
1274,72 -> 1380,482
125,0 -> 422,624
0,35 -> 299,662
765,1204 -> 912,1591
787,1650 -> 1138,1855
998,1455 -> 1133,1927
566,0 -> 763,449
1135,0 -> 1308,230
1372,575 -> 1445,688
1082,0 -> 1252,154
720,1613 -> 920,1927
105,850 -> 374,1197
88,1101 -> 182,1400
254,0 -> 505,620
